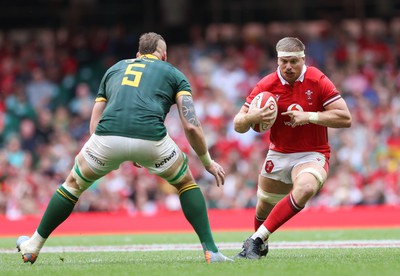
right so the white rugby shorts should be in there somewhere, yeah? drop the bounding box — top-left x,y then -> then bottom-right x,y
261,150 -> 327,184
80,133 -> 180,176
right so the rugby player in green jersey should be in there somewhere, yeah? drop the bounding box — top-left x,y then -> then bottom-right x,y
17,32 -> 233,264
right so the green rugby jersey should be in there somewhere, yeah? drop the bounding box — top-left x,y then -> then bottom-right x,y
94,54 -> 191,140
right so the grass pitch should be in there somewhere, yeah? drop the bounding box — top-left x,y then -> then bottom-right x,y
1,229 -> 399,276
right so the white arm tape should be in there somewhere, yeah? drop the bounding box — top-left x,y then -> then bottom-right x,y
308,112 -> 319,124
199,152 -> 212,167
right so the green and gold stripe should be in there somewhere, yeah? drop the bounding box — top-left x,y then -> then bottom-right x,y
57,186 -> 78,205
168,153 -> 188,184
178,183 -> 199,197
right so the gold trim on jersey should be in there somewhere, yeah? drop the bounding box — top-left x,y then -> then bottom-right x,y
95,97 -> 107,102
139,54 -> 159,60
176,91 -> 191,100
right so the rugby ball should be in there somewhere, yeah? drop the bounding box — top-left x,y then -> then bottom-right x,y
250,91 -> 277,133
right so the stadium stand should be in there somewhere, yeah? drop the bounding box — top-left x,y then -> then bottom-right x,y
1,17 -> 400,218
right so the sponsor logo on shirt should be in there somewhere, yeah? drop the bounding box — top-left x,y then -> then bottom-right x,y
284,104 -> 304,126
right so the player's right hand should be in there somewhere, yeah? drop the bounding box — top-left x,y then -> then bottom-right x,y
248,102 -> 275,125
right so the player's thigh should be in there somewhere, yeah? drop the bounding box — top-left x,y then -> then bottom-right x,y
79,134 -> 128,179
157,152 -> 194,190
258,174 -> 292,194
140,135 -> 194,188
76,153 -> 104,180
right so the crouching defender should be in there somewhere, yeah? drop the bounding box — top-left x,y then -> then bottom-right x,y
17,32 -> 233,264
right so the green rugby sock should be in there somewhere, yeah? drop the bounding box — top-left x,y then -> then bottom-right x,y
179,183 -> 218,252
37,186 -> 78,238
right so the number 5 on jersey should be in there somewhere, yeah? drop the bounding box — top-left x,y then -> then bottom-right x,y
122,63 -> 146,87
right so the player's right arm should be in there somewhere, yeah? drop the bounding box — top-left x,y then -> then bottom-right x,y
90,67 -> 111,135
233,105 -> 252,133
90,101 -> 106,135
233,103 -> 272,133
176,93 -> 225,186
234,83 -> 273,133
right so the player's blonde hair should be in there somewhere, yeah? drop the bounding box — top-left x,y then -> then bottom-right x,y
276,37 -> 305,53
139,32 -> 165,54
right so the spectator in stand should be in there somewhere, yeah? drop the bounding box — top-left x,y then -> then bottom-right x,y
19,118 -> 38,157
25,67 -> 59,111
209,48 -> 247,105
3,84 -> 36,140
69,82 -> 95,119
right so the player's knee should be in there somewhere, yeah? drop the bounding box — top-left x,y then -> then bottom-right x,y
164,152 -> 189,185
296,168 -> 324,188
65,158 -> 95,197
65,173 -> 80,190
257,187 -> 286,205
73,169 -> 94,193
293,184 -> 316,201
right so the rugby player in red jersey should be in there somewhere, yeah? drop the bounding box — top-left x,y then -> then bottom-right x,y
233,37 -> 352,259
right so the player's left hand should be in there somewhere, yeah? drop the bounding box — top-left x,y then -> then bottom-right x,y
281,110 -> 309,128
204,160 -> 226,187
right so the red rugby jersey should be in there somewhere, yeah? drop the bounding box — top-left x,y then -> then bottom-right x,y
244,66 -> 341,160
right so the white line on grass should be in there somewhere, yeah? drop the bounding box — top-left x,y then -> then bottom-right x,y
2,240 -> 400,254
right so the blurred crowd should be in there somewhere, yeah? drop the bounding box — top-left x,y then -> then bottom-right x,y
1,18 -> 400,218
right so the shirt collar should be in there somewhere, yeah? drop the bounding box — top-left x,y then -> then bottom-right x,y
139,54 -> 159,60
277,64 -> 307,85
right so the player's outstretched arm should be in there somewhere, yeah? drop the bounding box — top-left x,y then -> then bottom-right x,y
176,94 -> 225,186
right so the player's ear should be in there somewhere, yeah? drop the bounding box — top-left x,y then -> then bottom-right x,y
161,51 -> 167,61
136,52 -> 140,58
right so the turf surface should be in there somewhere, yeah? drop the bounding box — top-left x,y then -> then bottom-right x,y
1,229 -> 399,276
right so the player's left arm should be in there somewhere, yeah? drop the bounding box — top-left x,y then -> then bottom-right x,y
282,97 -> 352,128
176,92 -> 225,186
311,98 -> 352,128
176,92 -> 208,156
313,75 -> 352,128
283,75 -> 352,128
